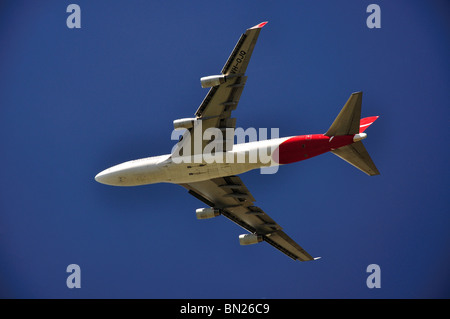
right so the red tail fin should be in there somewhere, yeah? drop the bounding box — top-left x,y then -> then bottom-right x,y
359,116 -> 379,133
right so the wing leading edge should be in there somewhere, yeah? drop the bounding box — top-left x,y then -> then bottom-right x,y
180,176 -> 316,261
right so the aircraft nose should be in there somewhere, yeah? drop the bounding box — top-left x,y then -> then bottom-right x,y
95,165 -> 129,186
95,167 -> 123,185
95,169 -> 110,184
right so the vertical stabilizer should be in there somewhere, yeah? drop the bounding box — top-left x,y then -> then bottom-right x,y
359,116 -> 379,133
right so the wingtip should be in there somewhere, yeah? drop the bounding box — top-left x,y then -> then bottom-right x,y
250,21 -> 268,29
313,257 -> 322,261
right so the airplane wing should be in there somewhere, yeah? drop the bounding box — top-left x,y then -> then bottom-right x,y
179,175 -> 316,261
172,22 -> 268,156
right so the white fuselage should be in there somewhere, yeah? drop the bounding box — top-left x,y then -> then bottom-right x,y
95,137 -> 289,186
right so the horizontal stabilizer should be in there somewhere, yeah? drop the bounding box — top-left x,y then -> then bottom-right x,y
325,92 -> 362,136
331,141 -> 380,176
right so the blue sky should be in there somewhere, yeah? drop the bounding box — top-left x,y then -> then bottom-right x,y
1,0 -> 449,298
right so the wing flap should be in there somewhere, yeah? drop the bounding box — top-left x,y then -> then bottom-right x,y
264,232 -> 314,261
195,75 -> 247,118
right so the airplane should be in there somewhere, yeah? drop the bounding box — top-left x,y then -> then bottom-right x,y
95,21 -> 380,261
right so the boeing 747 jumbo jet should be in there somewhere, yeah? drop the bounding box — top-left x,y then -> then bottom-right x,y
95,22 -> 380,261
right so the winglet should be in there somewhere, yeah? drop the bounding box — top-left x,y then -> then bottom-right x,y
249,21 -> 268,29
314,257 -> 322,261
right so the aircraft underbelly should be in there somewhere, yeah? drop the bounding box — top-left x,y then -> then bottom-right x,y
164,161 -> 260,184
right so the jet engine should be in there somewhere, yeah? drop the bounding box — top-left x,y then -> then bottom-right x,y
200,75 -> 227,88
173,118 -> 197,130
239,233 -> 263,245
196,207 -> 221,220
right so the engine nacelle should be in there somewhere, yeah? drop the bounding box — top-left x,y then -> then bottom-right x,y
239,233 -> 263,245
196,207 -> 220,220
173,118 -> 197,130
200,75 -> 227,88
